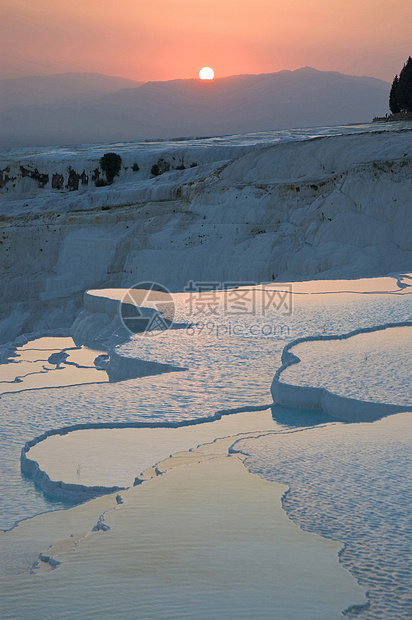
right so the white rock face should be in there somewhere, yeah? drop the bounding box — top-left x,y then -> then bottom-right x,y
0,128 -> 411,343
272,324 -> 412,421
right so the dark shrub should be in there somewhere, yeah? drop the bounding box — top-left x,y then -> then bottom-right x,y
100,152 -> 122,183
132,162 -> 139,172
91,168 -> 101,182
66,166 -> 80,191
151,158 -> 170,177
157,158 -> 170,173
95,178 -> 108,187
52,173 -> 64,190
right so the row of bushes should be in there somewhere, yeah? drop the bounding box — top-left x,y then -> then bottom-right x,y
2,152 -> 197,192
95,152 -> 198,187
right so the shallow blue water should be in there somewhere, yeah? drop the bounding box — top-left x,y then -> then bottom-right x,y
235,413 -> 412,620
0,289 -> 410,530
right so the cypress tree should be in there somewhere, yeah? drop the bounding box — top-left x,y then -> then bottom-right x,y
399,56 -> 412,112
389,75 -> 401,114
390,57 -> 412,114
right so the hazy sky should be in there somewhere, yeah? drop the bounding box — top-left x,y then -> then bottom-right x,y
1,0 -> 411,82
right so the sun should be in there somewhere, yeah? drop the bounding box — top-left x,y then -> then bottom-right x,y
199,67 -> 215,80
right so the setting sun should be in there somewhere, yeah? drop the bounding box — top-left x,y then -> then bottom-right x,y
199,67 -> 214,80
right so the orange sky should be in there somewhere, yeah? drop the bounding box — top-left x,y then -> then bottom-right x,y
1,0 -> 411,82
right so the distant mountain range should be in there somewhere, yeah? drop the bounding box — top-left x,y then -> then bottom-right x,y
0,72 -> 143,109
0,68 -> 390,148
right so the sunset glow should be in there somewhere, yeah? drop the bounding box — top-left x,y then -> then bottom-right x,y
1,0 -> 411,82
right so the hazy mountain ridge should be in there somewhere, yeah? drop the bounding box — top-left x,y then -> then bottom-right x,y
0,72 -> 143,110
0,68 -> 390,148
